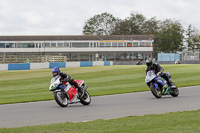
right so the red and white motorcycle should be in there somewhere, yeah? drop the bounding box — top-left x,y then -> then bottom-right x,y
49,76 -> 91,107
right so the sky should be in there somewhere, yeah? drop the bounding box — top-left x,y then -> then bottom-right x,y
0,0 -> 199,35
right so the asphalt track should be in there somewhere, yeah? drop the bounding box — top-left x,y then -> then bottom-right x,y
0,86 -> 200,128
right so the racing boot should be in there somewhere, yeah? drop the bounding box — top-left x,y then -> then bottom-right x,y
167,80 -> 173,86
168,80 -> 176,89
78,86 -> 84,98
74,82 -> 84,98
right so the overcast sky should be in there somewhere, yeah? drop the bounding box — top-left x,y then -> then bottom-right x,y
0,0 -> 199,35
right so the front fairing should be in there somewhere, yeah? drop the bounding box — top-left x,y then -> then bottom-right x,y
155,76 -> 167,86
49,76 -> 62,91
50,76 -> 60,84
155,76 -> 169,94
145,70 -> 156,83
146,71 -> 169,93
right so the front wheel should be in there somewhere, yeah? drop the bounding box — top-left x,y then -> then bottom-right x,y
80,91 -> 91,105
150,84 -> 162,98
54,91 -> 69,107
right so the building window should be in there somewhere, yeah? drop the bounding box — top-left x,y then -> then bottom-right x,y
36,43 -> 42,48
118,42 -> 124,47
112,42 -> 117,47
17,43 -> 35,48
115,53 -> 124,60
99,55 -> 105,61
45,43 -> 51,47
126,54 -> 133,60
137,54 -> 143,59
57,43 -> 63,47
139,42 -> 146,47
133,42 -> 138,47
99,42 -> 105,47
72,42 -> 89,47
64,42 -> 69,47
79,54 -> 89,61
0,43 -> 5,48
106,54 -> 114,60
127,42 -> 132,47
106,42 -> 111,47
51,43 -> 56,47
6,43 -> 14,48
90,43 -> 93,48
94,43 -> 97,47
146,42 -> 151,47
71,54 -> 78,61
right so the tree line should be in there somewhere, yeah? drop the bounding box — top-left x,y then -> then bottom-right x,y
82,12 -> 200,56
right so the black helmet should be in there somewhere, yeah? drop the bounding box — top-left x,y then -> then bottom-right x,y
146,58 -> 153,66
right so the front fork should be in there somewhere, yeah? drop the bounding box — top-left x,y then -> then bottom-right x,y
83,84 -> 88,91
152,82 -> 168,95
151,80 -> 175,95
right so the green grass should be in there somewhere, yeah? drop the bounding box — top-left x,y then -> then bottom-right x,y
0,64 -> 200,104
1,109 -> 200,133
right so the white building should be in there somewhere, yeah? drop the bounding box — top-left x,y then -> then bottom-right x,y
0,35 -> 154,62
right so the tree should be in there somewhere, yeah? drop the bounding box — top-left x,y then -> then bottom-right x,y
185,25 -> 200,51
128,12 -> 146,34
156,19 -> 185,53
142,17 -> 160,35
82,12 -> 188,55
112,12 -> 147,35
82,12 -> 120,35
111,19 -> 130,35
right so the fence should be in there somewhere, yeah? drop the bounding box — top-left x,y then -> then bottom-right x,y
182,51 -> 199,60
0,55 -> 67,64
158,53 -> 180,61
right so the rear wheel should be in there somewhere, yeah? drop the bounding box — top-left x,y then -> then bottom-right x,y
54,91 -> 69,107
170,85 -> 179,97
80,91 -> 91,105
150,84 -> 162,98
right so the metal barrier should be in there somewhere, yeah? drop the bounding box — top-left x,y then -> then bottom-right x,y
0,55 -> 67,64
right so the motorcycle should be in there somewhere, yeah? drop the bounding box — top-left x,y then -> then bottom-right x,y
145,70 -> 179,98
49,76 -> 91,107
136,60 -> 142,65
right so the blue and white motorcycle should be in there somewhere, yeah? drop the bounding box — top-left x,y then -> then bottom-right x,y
145,70 -> 179,98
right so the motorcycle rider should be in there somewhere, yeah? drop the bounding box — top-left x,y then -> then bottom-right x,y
136,60 -> 142,65
145,58 -> 174,87
52,66 -> 84,98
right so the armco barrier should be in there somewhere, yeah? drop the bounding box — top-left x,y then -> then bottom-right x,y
80,61 -> 93,67
8,63 -> 30,70
0,61 -> 113,71
66,62 -> 80,67
0,64 -> 8,70
93,61 -> 104,66
49,62 -> 66,68
104,61 -> 110,66
30,63 -> 49,69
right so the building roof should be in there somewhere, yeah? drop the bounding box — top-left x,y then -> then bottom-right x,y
0,35 -> 154,41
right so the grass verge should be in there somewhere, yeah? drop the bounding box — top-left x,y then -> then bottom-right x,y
0,64 -> 200,104
0,109 -> 200,133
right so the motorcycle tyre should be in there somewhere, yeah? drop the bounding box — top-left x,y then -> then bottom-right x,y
80,91 -> 91,105
150,84 -> 162,98
170,87 -> 179,97
54,91 -> 69,107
